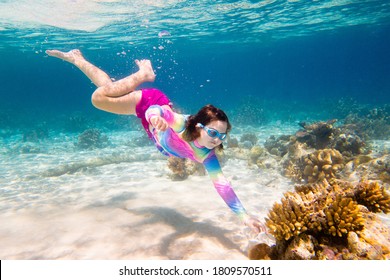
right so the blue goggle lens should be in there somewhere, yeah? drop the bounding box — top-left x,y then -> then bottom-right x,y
206,128 -> 226,140
197,123 -> 227,141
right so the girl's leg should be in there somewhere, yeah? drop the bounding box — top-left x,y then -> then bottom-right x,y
46,49 -> 112,87
45,49 -> 156,115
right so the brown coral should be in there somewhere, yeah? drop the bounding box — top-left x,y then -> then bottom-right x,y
266,191 -> 311,241
248,243 -> 274,260
266,180 -> 366,241
350,155 -> 390,184
355,181 -> 390,213
296,119 -> 337,149
302,149 -> 344,183
167,157 -> 189,181
285,161 -> 304,182
323,196 -> 365,237
167,157 -> 205,181
260,179 -> 390,260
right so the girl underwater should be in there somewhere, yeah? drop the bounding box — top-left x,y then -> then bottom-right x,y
45,49 -> 266,234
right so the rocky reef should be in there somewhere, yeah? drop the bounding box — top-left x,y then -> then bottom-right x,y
250,179 -> 390,260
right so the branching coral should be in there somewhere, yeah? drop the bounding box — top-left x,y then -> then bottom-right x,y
284,161 -> 304,182
266,192 -> 316,241
355,181 -> 390,213
324,196 -> 365,237
265,179 -> 389,241
261,179 -> 390,260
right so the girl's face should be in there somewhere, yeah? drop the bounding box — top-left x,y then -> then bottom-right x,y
196,120 -> 228,149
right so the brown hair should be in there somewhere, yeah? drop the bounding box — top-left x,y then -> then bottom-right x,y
182,104 -> 231,150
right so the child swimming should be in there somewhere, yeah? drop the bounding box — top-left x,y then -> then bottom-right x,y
45,49 -> 266,234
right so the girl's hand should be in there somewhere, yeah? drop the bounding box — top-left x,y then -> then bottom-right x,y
150,116 -> 169,131
243,216 -> 267,235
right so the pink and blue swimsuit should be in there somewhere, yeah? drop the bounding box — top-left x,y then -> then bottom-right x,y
144,104 -> 249,222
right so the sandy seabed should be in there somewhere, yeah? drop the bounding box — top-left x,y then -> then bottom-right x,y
0,124 -> 388,260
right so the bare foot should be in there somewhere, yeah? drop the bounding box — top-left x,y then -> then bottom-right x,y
45,49 -> 84,64
135,59 -> 156,82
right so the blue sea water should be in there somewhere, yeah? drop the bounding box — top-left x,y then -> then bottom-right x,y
1,0 -> 390,260
1,0 -> 390,130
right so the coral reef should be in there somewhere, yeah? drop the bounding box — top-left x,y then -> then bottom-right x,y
296,119 -> 337,149
226,136 -> 239,148
263,119 -> 373,184
248,243 -> 274,260
246,145 -> 281,170
326,99 -> 390,140
330,127 -> 367,159
251,114 -> 390,260
76,128 -> 109,149
295,119 -> 368,157
284,148 -> 344,183
251,179 -> 390,260
264,135 -> 291,157
167,157 -> 189,180
240,133 -> 258,147
344,155 -> 390,184
324,196 -> 364,237
344,105 -> 390,140
355,181 -> 390,213
167,157 -> 205,181
248,146 -> 267,165
301,149 -> 344,183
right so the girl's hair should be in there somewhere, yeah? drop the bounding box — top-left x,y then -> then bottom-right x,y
182,104 -> 231,150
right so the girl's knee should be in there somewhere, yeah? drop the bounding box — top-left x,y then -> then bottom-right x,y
91,88 -> 105,108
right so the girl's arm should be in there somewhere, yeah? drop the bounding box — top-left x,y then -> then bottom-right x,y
203,151 -> 250,222
204,152 -> 266,233
145,105 -> 186,132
